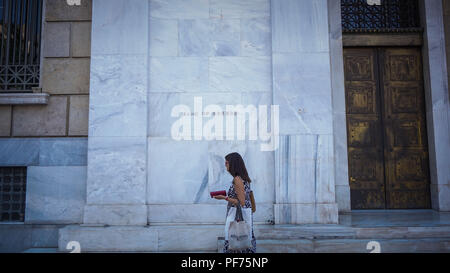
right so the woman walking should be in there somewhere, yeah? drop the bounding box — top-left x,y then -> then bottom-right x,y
214,152 -> 256,253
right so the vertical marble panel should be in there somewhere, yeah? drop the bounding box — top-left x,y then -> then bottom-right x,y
423,0 -> 450,211
149,19 -> 178,56
89,55 -> 147,137
86,137 -> 147,205
328,0 -> 350,212
209,56 -> 272,92
91,0 -> 148,55
272,0 -> 329,53
149,57 -> 209,92
315,134 -> 336,204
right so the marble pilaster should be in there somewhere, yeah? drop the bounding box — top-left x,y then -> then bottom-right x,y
83,0 -> 149,225
272,0 -> 339,224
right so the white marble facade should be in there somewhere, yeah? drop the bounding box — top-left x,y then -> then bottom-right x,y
82,0 -> 342,226
46,0 -> 450,252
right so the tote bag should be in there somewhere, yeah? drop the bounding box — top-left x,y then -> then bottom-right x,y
224,203 -> 252,251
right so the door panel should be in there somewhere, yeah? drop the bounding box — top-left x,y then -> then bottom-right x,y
344,47 -> 431,209
380,48 -> 431,209
344,48 -> 386,209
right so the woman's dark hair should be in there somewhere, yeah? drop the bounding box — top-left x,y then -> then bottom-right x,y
225,152 -> 251,183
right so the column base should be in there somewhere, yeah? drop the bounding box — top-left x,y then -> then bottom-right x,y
274,203 -> 339,224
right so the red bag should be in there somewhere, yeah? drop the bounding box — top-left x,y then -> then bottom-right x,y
210,190 -> 226,198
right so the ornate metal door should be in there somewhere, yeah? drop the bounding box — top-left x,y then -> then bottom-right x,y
344,47 -> 431,209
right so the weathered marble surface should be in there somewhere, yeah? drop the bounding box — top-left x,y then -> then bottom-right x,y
147,138 -> 275,205
149,19 -> 178,56
91,0 -> 148,55
272,52 -> 333,135
148,203 -> 274,224
209,57 -> 272,92
86,137 -> 147,205
210,0 -> 270,19
327,0 -> 350,212
271,0 -> 338,224
39,138 -> 87,166
0,138 -> 87,166
271,0 -> 329,53
25,166 -> 86,223
84,0 -> 149,226
89,55 -> 147,137
150,0 -> 210,19
149,57 -> 209,92
83,205 -> 147,226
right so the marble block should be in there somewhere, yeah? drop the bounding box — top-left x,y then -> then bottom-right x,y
25,166 -> 86,224
39,138 -> 88,166
149,19 -> 178,56
178,19 -> 240,57
89,55 -> 147,137
271,0 -> 329,53
0,139 -> 39,166
273,53 -> 333,134
274,203 -> 339,224
241,18 -> 271,56
209,56 -> 272,92
149,57 -> 209,92
91,0 -> 148,55
150,0 -> 209,19
83,205 -> 147,226
210,0 -> 270,19
86,137 -> 147,205
276,135 -> 335,204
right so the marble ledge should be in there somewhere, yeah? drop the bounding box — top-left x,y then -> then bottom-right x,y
0,93 -> 49,105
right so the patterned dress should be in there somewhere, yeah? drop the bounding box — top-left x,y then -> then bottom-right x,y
223,179 -> 256,253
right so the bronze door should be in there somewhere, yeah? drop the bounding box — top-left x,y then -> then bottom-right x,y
344,47 -> 431,209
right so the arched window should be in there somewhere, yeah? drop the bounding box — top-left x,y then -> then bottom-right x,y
341,0 -> 421,32
0,0 -> 43,93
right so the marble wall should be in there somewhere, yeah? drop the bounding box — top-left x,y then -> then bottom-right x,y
147,0 -> 275,224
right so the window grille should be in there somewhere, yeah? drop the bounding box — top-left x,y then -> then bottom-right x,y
0,0 -> 43,93
341,0 -> 421,33
0,167 -> 27,222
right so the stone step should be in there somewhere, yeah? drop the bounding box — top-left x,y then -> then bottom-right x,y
217,238 -> 450,253
253,225 -> 450,240
22,248 -> 59,253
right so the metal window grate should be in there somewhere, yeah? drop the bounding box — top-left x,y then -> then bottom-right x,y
341,0 -> 421,33
0,0 -> 43,93
0,167 -> 27,222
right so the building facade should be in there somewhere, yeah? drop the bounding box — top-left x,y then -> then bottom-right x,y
0,0 -> 449,252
